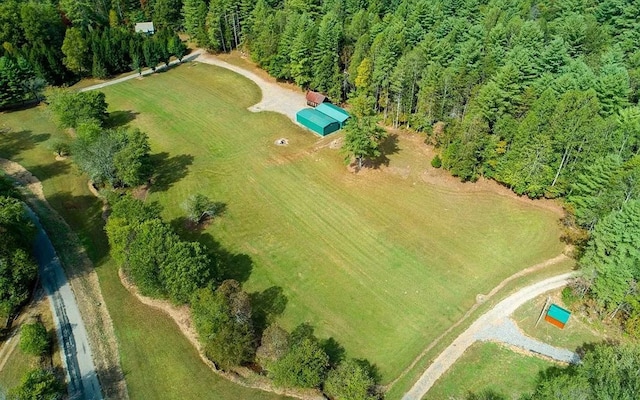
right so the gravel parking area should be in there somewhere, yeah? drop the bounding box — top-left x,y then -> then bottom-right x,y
475,318 -> 580,364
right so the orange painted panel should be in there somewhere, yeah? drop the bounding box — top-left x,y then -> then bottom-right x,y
545,315 -> 566,329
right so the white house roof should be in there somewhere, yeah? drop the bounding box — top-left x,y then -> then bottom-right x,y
134,22 -> 155,34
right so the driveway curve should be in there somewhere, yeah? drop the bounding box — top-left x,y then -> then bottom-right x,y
79,50 -> 307,125
27,208 -> 103,400
402,272 -> 575,400
194,53 -> 306,123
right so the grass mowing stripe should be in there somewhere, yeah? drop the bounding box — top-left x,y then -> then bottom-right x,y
99,62 -> 564,382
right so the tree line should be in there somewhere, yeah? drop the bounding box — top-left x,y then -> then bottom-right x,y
0,179 -> 65,400
0,178 -> 38,320
0,0 -> 187,107
104,194 -> 380,399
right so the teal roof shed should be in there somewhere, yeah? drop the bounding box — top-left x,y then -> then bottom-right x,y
547,304 -> 571,323
316,103 -> 350,127
296,108 -> 340,136
545,304 -> 571,328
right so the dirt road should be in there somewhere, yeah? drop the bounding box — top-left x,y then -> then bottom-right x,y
26,208 -> 103,400
402,272 -> 575,400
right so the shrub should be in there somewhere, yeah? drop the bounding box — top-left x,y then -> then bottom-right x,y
561,287 -> 579,307
8,368 -> 64,400
431,154 -> 442,168
324,359 -> 378,400
49,140 -> 70,157
19,321 -> 49,356
270,338 -> 329,388
182,194 -> 225,224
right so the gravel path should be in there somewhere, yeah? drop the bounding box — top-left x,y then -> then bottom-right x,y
26,208 -> 103,400
194,53 -> 306,123
78,51 -> 202,93
475,318 -> 580,364
79,50 -> 307,125
402,272 -> 575,400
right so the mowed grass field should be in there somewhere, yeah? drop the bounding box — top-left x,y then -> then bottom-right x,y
97,62 -> 564,381
423,342 -> 554,399
0,107 -> 289,400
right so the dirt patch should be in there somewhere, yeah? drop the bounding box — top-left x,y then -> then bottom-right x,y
118,269 -> 324,400
130,182 -> 151,201
0,159 -> 45,200
0,158 -> 128,400
274,138 -> 289,146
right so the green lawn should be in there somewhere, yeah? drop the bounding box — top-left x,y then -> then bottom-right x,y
512,291 -> 604,352
423,342 -> 554,400
0,107 -> 289,400
0,344 -> 34,396
97,62 -> 564,381
1,60 -> 564,395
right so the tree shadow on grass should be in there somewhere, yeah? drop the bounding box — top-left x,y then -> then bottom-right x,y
178,231 -> 253,284
0,130 -> 50,160
250,286 -> 288,335
321,337 -> 346,368
45,192 -> 110,265
368,133 -> 400,169
149,152 -> 194,192
28,160 -> 71,182
105,110 -> 139,128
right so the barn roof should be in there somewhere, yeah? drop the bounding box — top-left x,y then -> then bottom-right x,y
316,103 -> 350,123
135,22 -> 155,34
297,108 -> 339,127
306,91 -> 327,105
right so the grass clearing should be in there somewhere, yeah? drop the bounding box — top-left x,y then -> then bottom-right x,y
512,291 -> 605,351
386,257 -> 576,400
2,60 -> 565,396
97,61 -> 564,381
0,108 -> 289,400
0,296 -> 62,395
423,342 -> 554,400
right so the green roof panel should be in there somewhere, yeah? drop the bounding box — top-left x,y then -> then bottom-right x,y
547,304 -> 571,324
316,103 -> 350,124
296,108 -> 341,136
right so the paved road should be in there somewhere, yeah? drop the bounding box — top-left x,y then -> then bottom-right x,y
402,272 -> 575,400
26,208 -> 103,400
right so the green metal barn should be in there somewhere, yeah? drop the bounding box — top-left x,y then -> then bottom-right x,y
315,103 -> 350,127
296,108 -> 341,136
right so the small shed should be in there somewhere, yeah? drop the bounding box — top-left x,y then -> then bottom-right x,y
316,103 -> 350,127
296,108 -> 340,136
306,91 -> 328,107
545,304 -> 571,329
135,22 -> 155,35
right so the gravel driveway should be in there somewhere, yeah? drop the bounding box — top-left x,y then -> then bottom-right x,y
402,272 -> 576,400
475,318 -> 580,364
195,53 -> 307,123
